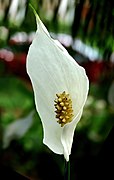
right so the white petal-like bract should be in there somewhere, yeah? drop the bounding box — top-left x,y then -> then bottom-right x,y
27,8 -> 89,161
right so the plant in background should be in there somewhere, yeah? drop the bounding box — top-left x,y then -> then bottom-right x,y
26,4 -> 89,179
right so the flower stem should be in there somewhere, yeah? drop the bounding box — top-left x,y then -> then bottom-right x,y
64,159 -> 70,180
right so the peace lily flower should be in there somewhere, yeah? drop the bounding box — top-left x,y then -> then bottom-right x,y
26,8 -> 89,162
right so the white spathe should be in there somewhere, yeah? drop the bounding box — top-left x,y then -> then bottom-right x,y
26,10 -> 89,161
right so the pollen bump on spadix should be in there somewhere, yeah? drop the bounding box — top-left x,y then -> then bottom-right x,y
54,91 -> 74,127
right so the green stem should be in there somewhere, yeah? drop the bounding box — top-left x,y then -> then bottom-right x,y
64,159 -> 70,180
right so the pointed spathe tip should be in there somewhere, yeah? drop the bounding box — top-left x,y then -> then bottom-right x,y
29,3 -> 40,22
29,3 -> 50,36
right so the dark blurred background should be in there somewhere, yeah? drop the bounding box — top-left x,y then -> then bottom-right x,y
0,0 -> 114,179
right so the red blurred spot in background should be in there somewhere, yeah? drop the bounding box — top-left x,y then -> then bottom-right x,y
82,60 -> 104,83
